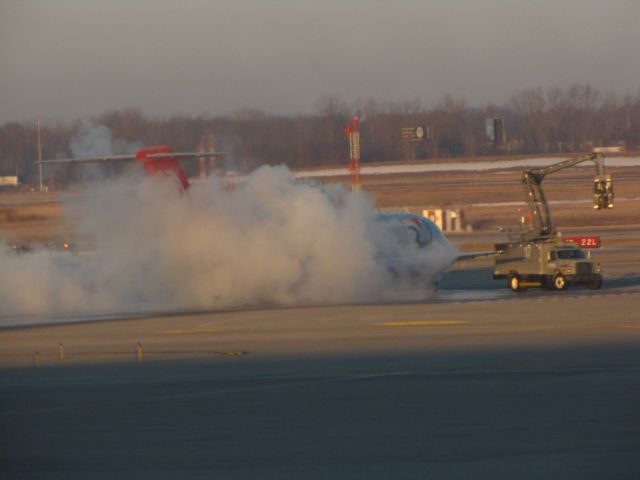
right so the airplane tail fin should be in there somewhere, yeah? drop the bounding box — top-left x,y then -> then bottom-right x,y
135,146 -> 191,192
38,145 -> 226,191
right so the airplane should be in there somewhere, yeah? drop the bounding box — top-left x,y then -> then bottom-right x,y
370,212 -> 497,291
37,145 -> 493,292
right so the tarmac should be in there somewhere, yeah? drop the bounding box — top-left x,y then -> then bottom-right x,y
1,238 -> 639,478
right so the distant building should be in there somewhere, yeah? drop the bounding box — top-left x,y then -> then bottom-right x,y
593,146 -> 625,154
486,117 -> 505,146
0,176 -> 18,186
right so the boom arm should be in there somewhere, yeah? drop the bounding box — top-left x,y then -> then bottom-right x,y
521,153 -> 613,242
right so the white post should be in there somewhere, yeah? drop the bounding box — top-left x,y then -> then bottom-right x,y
37,120 -> 43,192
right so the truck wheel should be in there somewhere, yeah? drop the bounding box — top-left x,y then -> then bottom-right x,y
509,275 -> 524,292
552,273 -> 567,291
587,274 -> 602,290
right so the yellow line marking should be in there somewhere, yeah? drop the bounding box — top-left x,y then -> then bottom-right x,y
377,320 -> 467,327
157,328 -> 219,335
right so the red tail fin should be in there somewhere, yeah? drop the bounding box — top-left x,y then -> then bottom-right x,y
135,146 -> 191,191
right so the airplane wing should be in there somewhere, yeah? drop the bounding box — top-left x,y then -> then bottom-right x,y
455,250 -> 501,261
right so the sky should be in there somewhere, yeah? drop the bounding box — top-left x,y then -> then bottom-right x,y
1,0 -> 639,124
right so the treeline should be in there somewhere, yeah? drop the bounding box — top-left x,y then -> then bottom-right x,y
1,83 -> 639,184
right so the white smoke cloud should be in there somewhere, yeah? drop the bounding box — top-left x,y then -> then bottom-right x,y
71,120 -> 140,158
0,165 -> 456,320
0,168 -> 411,318
0,125 -> 456,321
65,120 -> 141,182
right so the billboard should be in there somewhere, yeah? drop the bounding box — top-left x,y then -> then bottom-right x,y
402,126 -> 428,142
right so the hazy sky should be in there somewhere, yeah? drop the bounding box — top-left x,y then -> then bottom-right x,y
1,0 -> 639,124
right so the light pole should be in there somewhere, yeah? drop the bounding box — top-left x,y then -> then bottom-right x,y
37,120 -> 43,191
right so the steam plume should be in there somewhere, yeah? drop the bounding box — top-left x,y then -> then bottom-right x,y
0,128 -> 455,320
